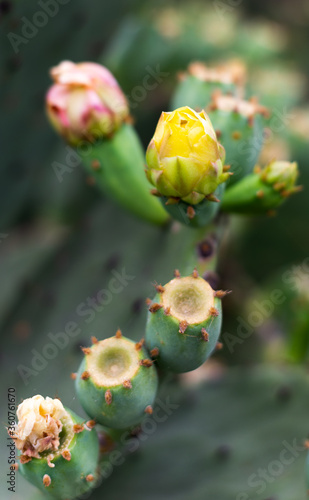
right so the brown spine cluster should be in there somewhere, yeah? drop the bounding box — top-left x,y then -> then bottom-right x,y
209,307 -> 219,317
140,359 -> 153,368
145,405 -> 153,415
201,328 -> 209,341
43,474 -> 51,487
73,424 -> 84,434
61,450 -> 71,461
149,303 -> 163,313
81,371 -> 90,380
179,320 -> 188,334
150,347 -> 160,358
135,339 -> 145,351
115,329 -> 122,339
123,380 -> 132,389
105,390 -> 112,405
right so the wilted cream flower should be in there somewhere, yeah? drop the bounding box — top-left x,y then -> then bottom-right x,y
12,395 -> 68,458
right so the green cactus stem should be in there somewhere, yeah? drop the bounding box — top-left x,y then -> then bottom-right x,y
145,271 -> 224,373
207,93 -> 269,185
15,402 -> 99,500
171,60 -> 246,110
221,161 -> 301,215
79,123 -> 169,225
75,332 -> 158,429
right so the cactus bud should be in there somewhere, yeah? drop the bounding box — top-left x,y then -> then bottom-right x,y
221,160 -> 301,215
46,61 -> 129,145
146,106 -> 230,227
12,395 -> 99,500
75,334 -> 158,429
145,274 -> 223,373
46,62 -> 168,226
146,106 -> 228,204
260,160 -> 298,191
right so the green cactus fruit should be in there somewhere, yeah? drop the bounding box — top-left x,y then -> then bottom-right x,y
145,272 -> 224,373
75,332 -> 158,429
206,94 -> 269,185
221,161 -> 301,215
15,399 -> 99,500
159,183 -> 225,228
171,60 -> 246,110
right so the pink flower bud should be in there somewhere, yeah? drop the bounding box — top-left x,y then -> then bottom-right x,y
46,61 -> 129,145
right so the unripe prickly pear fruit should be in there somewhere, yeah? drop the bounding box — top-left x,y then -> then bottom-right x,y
46,60 -> 129,145
75,332 -> 158,429
146,106 -> 230,227
171,60 -> 246,110
145,271 -> 224,373
221,160 -> 301,215
11,395 -> 99,500
207,93 -> 269,185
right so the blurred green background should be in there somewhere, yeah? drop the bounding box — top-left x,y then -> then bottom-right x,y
1,0 -> 309,499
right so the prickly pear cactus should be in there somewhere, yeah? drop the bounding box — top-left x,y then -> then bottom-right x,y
2,2 -> 309,500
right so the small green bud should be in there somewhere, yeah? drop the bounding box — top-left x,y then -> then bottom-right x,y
145,273 -> 223,373
12,395 -> 99,500
221,160 -> 301,215
75,334 -> 158,429
260,160 -> 298,191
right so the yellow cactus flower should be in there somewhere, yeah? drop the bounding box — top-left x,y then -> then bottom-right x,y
146,106 -> 229,204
